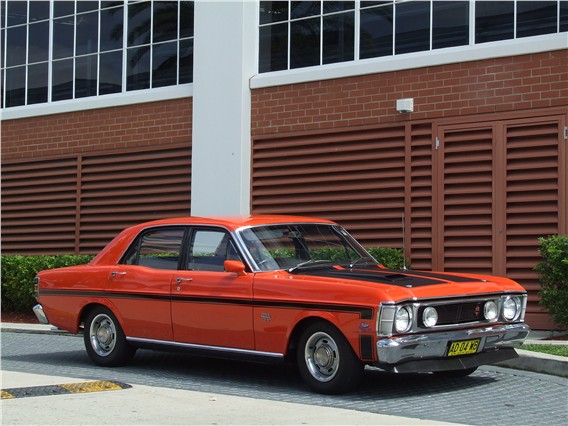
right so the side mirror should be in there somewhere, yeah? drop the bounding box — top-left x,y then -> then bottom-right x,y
224,260 -> 247,276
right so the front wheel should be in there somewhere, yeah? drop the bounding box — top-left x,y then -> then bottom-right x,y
83,306 -> 135,367
297,322 -> 363,394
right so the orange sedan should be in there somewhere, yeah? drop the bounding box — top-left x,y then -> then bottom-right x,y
33,215 -> 530,394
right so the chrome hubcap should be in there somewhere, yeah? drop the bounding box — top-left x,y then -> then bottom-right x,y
305,332 -> 339,382
90,313 -> 116,357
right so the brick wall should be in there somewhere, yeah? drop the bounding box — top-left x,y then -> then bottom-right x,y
1,98 -> 193,160
251,50 -> 568,135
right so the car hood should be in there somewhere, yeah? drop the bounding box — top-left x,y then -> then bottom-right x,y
280,265 -> 525,302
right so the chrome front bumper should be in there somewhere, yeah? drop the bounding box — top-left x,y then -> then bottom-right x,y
376,323 -> 530,373
33,304 -> 49,324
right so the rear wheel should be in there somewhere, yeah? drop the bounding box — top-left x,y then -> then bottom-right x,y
297,321 -> 363,394
83,306 -> 135,367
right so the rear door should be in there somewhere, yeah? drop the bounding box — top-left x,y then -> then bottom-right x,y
110,226 -> 186,341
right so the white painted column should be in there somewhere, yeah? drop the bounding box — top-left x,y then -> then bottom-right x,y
190,0 -> 257,216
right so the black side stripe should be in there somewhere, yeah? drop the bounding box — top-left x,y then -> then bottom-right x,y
40,289 -> 374,320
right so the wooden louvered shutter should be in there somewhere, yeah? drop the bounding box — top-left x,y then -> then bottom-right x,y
1,158 -> 79,254
437,124 -> 496,274
252,126 -> 407,247
503,117 -> 565,328
1,145 -> 191,255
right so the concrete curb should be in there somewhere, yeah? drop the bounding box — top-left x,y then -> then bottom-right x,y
2,323 -> 567,378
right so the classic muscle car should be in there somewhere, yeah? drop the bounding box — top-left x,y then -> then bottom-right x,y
33,215 -> 530,394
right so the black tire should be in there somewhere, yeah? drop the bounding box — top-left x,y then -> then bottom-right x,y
296,321 -> 363,394
83,306 -> 136,367
434,367 -> 478,378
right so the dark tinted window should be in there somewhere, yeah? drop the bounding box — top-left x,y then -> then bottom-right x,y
122,227 -> 185,270
290,17 -> 320,68
260,1 -> 288,24
323,11 -> 354,64
360,5 -> 393,59
323,1 -> 354,14
29,1 -> 50,22
27,62 -> 48,104
179,38 -> 194,84
259,22 -> 288,72
180,1 -> 194,38
6,25 -> 26,66
475,1 -> 514,43
28,20 -> 49,63
7,0 -> 26,26
127,46 -> 151,90
395,1 -> 430,54
76,11 -> 99,55
127,1 -> 151,47
75,55 -> 98,98
5,65 -> 25,106
153,40 -> 177,87
153,1 -> 178,43
53,15 -> 74,59
433,1 -> 469,49
53,0 -> 74,18
52,58 -> 73,101
99,51 -> 123,95
100,6 -> 124,52
291,1 -> 320,19
517,1 -> 558,38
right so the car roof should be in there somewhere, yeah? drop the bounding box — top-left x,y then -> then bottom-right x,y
89,215 -> 337,265
135,215 -> 336,232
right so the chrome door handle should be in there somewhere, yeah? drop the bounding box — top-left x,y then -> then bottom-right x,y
110,271 -> 126,278
176,277 -> 193,283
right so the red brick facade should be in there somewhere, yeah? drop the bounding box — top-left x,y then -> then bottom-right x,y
1,98 -> 193,160
251,50 -> 568,135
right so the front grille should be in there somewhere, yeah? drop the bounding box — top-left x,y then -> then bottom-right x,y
419,302 -> 485,326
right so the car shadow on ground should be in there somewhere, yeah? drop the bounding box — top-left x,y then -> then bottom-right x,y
2,343 -> 496,399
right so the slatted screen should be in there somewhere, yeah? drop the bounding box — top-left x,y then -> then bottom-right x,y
1,145 -> 191,255
252,126 -> 408,248
505,119 -> 563,328
252,111 -> 566,327
2,157 -> 79,254
440,125 -> 495,275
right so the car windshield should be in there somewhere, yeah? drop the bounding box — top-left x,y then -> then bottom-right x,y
238,223 -> 376,272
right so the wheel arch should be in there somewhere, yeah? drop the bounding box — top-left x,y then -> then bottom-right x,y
285,315 -> 344,363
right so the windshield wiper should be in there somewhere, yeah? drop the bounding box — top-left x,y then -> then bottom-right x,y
288,259 -> 335,274
348,256 -> 377,268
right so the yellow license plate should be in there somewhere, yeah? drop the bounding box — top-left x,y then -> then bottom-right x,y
447,339 -> 480,356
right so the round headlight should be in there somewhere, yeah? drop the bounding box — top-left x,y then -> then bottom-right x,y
394,306 -> 413,333
484,300 -> 498,321
422,306 -> 438,328
503,296 -> 520,321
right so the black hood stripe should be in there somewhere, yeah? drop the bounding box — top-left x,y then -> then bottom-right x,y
296,268 -> 483,287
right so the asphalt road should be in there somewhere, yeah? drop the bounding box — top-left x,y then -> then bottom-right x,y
2,330 -> 567,425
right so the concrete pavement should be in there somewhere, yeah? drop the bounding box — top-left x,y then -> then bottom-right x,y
1,323 -> 566,425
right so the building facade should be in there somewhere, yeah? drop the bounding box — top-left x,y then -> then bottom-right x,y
1,1 -> 567,328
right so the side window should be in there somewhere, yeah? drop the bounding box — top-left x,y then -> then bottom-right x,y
122,227 -> 185,270
189,229 -> 240,271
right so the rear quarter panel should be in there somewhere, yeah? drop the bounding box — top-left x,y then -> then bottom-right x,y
38,265 -> 112,333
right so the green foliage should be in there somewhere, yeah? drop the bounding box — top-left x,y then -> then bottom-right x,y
521,344 -> 568,358
1,255 -> 94,312
0,247 -> 406,314
535,235 -> 568,327
366,247 -> 407,269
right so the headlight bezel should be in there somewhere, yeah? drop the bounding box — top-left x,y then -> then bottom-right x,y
501,295 -> 523,322
394,305 -> 413,333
